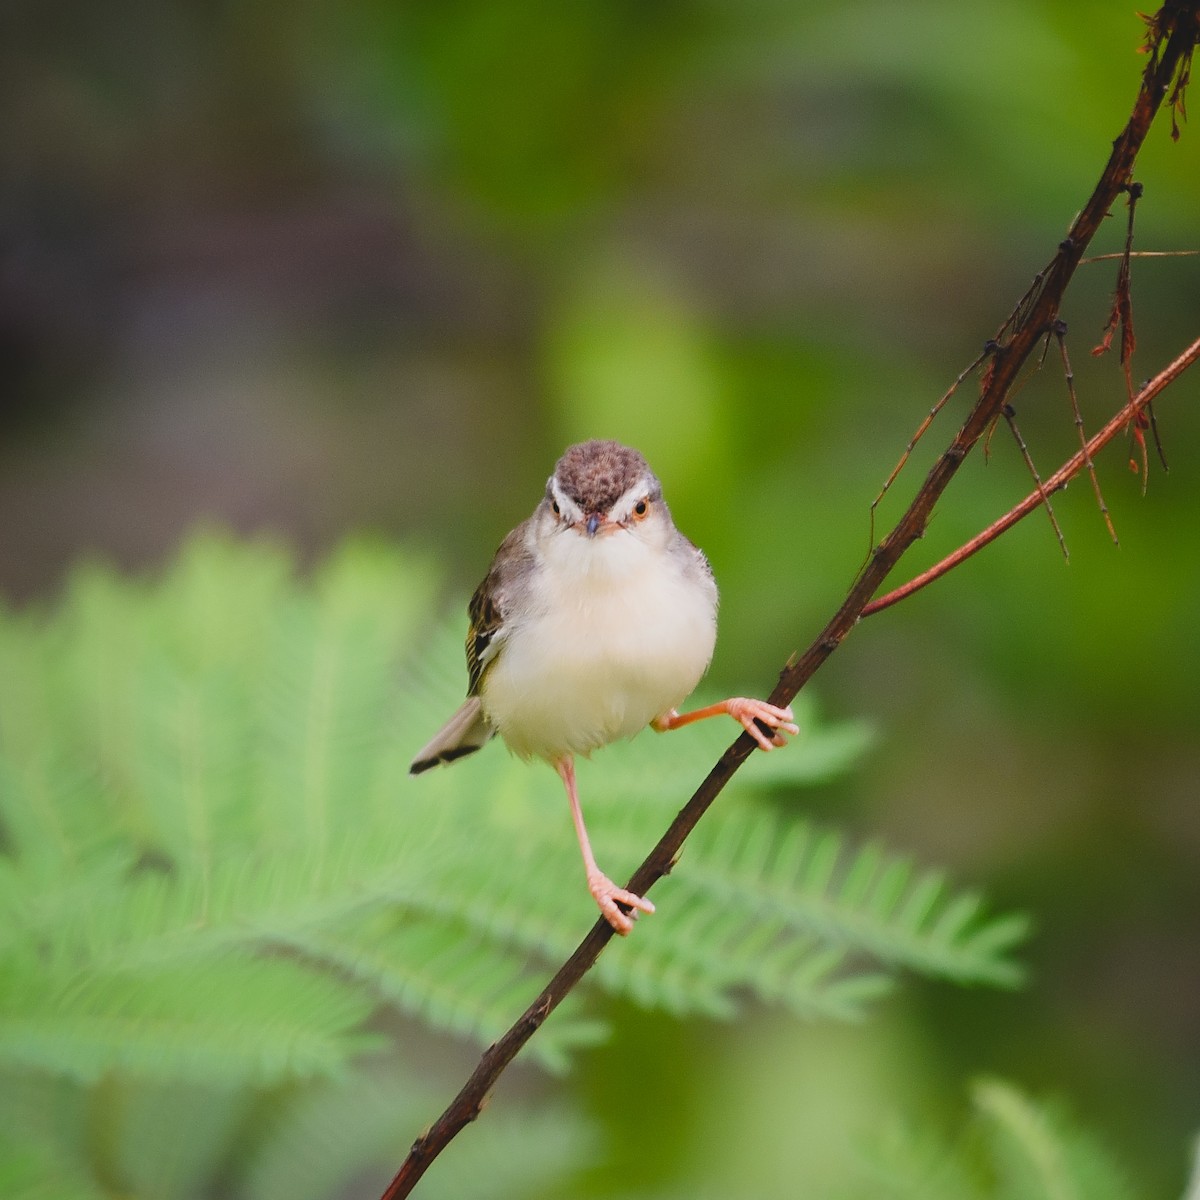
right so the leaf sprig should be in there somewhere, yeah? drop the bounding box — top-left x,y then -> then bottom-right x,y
0,531 -> 1026,1197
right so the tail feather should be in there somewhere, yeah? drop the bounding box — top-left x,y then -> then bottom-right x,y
410,697 -> 493,774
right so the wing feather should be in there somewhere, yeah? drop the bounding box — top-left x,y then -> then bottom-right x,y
466,521 -> 533,695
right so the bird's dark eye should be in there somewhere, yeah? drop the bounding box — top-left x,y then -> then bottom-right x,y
551,500 -> 560,515
632,499 -> 649,519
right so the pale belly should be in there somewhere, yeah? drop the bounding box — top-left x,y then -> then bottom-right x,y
480,546 -> 717,762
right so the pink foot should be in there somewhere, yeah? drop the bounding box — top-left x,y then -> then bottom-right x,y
588,870 -> 655,936
724,697 -> 799,751
652,697 -> 799,749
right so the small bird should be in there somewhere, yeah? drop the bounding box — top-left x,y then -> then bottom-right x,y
410,440 -> 798,934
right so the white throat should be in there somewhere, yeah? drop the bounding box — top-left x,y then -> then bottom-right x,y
480,524 -> 718,762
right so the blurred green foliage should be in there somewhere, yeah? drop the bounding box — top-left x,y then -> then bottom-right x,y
2,0 -> 1199,1196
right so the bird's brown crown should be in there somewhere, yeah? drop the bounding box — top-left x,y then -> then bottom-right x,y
550,440 -> 659,513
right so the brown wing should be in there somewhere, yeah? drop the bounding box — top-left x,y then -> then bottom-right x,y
465,522 -> 533,696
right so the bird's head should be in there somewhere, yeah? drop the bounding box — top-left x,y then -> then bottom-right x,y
538,440 -> 669,555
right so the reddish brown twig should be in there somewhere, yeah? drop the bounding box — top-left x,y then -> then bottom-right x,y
759,1 -> 1197,711
379,8 -> 1198,1197
862,334 -> 1200,618
1090,180 -> 1176,489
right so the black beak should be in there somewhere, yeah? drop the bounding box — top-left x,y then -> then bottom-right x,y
585,513 -> 602,537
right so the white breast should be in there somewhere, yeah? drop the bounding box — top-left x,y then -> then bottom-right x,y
481,529 -> 717,762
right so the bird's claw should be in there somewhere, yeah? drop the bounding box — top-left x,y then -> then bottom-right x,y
588,870 -> 654,936
726,697 -> 799,751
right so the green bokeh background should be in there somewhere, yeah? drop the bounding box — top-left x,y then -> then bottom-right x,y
3,1 -> 1198,1195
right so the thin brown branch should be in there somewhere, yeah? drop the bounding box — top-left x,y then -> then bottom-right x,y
1000,403 -> 1069,559
379,8 -> 1199,1197
861,333 -> 1200,618
868,350 -> 986,549
761,3 -> 1197,704
1149,399 -> 1171,471
1057,324 -> 1119,544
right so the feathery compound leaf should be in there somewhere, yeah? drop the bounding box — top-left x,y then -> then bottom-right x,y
242,1072 -> 596,1200
841,1119 -> 988,1200
681,806 -> 1026,988
0,530 -> 1028,1198
973,1079 -> 1140,1200
816,1078 -> 1145,1200
271,911 -> 607,1073
0,951 -> 379,1085
0,532 -> 1025,1063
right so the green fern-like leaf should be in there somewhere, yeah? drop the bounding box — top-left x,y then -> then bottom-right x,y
0,531 -> 1026,1086
973,1078 -> 1140,1200
0,530 -> 1030,1198
240,1071 -> 596,1200
843,1119 -> 988,1200
0,950 -> 380,1085
833,1079 -> 1144,1200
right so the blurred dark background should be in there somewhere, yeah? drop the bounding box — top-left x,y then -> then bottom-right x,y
3,0 -> 1198,1193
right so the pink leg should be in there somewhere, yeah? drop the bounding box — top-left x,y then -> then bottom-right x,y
652,697 -> 799,751
555,755 -> 655,936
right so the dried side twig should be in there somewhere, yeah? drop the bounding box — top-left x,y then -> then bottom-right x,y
868,350 -> 987,550
862,334 -> 1200,617
1056,322 -> 1119,545
1144,1 -> 1195,138
1091,180 -> 1174,487
379,8 -> 1199,1197
1092,181 -> 1141,395
1081,248 -> 1200,262
999,400 -> 1069,560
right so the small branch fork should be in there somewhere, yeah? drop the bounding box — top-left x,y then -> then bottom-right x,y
862,334 -> 1200,617
379,7 -> 1200,1197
